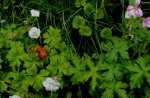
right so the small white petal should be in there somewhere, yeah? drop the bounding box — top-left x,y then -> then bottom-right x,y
9,95 -> 20,98
0,20 -> 6,23
23,20 -> 28,24
28,27 -> 41,38
53,85 -> 59,91
47,84 -> 54,91
129,34 -> 134,40
30,9 -> 40,17
42,80 -> 50,88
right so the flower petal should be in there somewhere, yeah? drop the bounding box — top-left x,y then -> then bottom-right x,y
0,20 -> 6,23
127,5 -> 134,11
30,9 -> 40,17
128,9 -> 135,17
46,77 -> 56,84
135,0 -> 141,7
142,22 -> 146,28
9,95 -> 20,98
142,17 -> 150,28
23,20 -> 28,24
125,11 -> 130,18
42,80 -> 50,88
135,8 -> 143,17
53,85 -> 59,91
125,8 -> 135,18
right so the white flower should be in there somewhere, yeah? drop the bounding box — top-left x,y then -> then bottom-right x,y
9,95 -> 20,98
28,27 -> 41,38
23,20 -> 28,24
42,77 -> 60,91
0,20 -> 6,23
30,9 -> 40,17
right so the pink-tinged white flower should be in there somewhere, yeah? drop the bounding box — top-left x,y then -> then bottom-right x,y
125,0 -> 143,18
9,95 -> 21,98
42,77 -> 60,91
142,17 -> 150,28
135,0 -> 141,6
28,27 -> 41,38
30,9 -> 40,17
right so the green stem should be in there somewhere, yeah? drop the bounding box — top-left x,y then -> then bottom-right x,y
121,0 -> 125,23
77,37 -> 82,53
95,1 -> 103,54
62,12 -> 77,55
12,2 -> 15,23
90,36 -> 98,53
78,84 -> 83,98
141,2 -> 150,4
62,8 -> 82,30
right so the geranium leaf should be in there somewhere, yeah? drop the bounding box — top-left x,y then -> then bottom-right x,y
72,15 -> 85,29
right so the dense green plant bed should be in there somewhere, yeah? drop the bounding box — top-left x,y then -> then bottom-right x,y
1,0 -> 150,98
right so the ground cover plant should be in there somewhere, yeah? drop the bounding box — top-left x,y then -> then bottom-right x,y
1,0 -> 150,98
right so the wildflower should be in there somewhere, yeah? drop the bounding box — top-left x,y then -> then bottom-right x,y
125,0 -> 143,18
23,20 -> 28,24
28,27 -> 41,38
0,20 -> 6,23
30,9 -> 40,17
42,77 -> 60,91
37,46 -> 48,59
9,95 -> 20,98
142,17 -> 150,28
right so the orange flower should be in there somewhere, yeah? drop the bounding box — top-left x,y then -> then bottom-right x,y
37,46 -> 48,59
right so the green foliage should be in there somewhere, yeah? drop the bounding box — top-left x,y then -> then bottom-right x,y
75,0 -> 86,7
0,59 -> 3,69
72,15 -> 86,29
129,0 -> 135,5
12,71 -> 29,92
79,26 -> 92,36
66,92 -> 72,98
101,28 -> 112,38
93,8 -> 105,20
7,41 -> 29,67
2,0 -> 10,9
105,37 -> 129,62
126,57 -> 150,89
100,63 -> 123,82
101,40 -> 112,51
100,81 -> 128,98
71,54 -> 101,90
46,53 -> 74,76
43,26 -> 62,49
1,0 -> 150,98
84,3 -> 95,16
0,72 -> 7,91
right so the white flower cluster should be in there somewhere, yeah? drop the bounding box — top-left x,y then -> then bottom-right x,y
42,77 -> 60,91
28,9 -> 41,38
